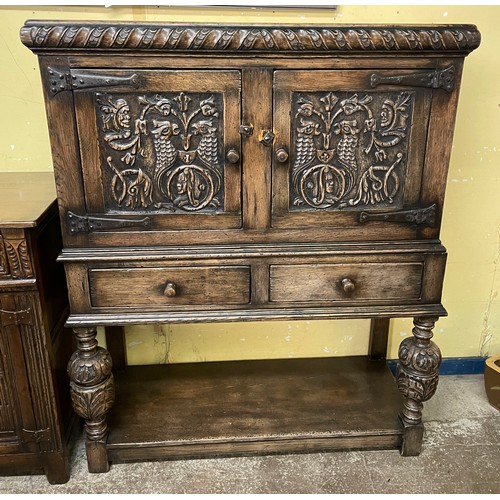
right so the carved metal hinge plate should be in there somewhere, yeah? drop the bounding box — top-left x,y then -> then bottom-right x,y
0,308 -> 33,326
67,211 -> 151,234
359,204 -> 437,227
370,66 -> 455,93
22,428 -> 51,444
48,67 -> 139,95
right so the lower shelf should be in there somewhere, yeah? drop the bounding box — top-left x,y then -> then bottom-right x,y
107,356 -> 404,463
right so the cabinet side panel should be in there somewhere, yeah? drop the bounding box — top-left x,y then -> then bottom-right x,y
418,59 -> 465,240
37,57 -> 88,247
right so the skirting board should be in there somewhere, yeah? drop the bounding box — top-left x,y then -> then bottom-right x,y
387,357 -> 487,376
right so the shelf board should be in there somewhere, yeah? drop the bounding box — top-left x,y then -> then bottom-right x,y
107,356 -> 404,463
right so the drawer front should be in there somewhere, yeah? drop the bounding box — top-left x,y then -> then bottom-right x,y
89,266 -> 250,308
270,262 -> 423,303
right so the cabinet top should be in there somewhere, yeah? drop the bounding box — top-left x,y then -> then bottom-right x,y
20,21 -> 480,55
0,172 -> 56,228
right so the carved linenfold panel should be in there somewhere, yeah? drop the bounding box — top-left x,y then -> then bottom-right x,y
21,23 -> 481,54
1,237 -> 33,279
290,91 -> 414,211
0,321 -> 17,433
97,91 -> 224,213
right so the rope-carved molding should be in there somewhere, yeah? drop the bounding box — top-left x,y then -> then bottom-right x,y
20,22 -> 481,53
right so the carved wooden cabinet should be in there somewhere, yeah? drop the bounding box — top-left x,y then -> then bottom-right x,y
0,173 -> 74,483
22,21 -> 480,472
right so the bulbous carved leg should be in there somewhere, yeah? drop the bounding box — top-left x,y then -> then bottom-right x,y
397,317 -> 442,456
67,327 -> 114,473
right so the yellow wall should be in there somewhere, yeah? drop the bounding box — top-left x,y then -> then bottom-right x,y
1,5 -> 499,362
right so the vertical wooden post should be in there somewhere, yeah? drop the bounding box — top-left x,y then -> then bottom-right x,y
369,318 -> 390,360
105,326 -> 127,370
67,327 -> 114,472
397,316 -> 441,456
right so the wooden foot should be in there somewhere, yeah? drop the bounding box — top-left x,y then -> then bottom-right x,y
43,451 -> 70,484
67,327 -> 114,473
86,438 -> 111,473
396,317 -> 441,455
400,418 -> 424,456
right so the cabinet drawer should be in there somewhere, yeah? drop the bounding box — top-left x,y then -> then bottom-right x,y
89,266 -> 250,308
270,262 -> 423,303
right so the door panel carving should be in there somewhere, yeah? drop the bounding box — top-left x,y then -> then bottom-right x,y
96,91 -> 224,213
290,91 -> 414,211
73,69 -> 242,233
272,69 -> 432,235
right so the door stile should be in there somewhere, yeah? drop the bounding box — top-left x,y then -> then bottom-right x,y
222,84 -> 242,214
241,68 -> 273,231
74,92 -> 105,214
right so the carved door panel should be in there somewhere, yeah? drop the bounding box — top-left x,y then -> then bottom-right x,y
272,69 -> 436,235
73,70 -> 241,232
0,295 -> 38,454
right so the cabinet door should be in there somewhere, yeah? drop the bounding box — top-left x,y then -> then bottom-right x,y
272,70 -> 433,235
74,70 -> 241,231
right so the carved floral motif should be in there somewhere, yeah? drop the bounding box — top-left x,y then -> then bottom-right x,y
97,91 -> 223,212
0,237 -> 8,277
396,317 -> 442,426
0,237 -> 33,279
68,346 -> 112,385
69,377 -> 115,436
68,328 -> 114,442
291,91 -> 413,210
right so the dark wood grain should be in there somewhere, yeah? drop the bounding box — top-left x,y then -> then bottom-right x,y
89,266 -> 251,307
107,357 -> 403,461
270,262 -> 423,303
23,21 -> 479,471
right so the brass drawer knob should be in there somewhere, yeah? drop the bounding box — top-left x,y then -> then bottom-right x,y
163,282 -> 177,297
341,278 -> 355,294
276,147 -> 289,163
226,149 -> 240,164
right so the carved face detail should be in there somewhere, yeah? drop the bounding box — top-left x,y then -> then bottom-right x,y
334,119 -> 360,136
324,170 -> 335,194
380,102 -> 394,128
99,92 -> 223,212
116,100 -> 131,129
176,170 -> 189,194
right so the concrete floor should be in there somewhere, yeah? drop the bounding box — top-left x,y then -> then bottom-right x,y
1,374 -> 499,493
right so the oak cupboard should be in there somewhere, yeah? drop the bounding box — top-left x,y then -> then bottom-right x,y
21,21 -> 480,472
